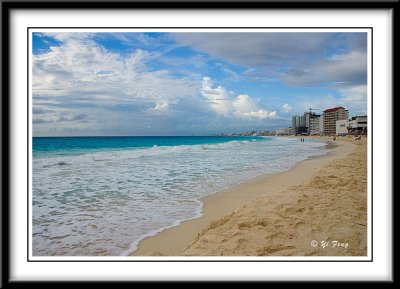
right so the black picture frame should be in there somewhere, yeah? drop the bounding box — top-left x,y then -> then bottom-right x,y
1,0 -> 396,284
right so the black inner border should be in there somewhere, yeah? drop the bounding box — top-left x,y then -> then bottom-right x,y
27,27 -> 373,263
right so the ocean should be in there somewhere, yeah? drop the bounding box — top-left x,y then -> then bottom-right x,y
32,136 -> 326,256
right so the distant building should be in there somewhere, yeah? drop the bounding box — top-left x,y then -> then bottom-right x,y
292,115 -> 301,133
336,119 -> 349,136
276,127 -> 294,135
349,116 -> 367,134
259,130 -> 274,136
292,112 -> 320,135
309,113 -> 321,135
323,106 -> 348,136
301,113 -> 308,128
292,114 -> 307,134
319,113 -> 324,135
335,115 -> 367,136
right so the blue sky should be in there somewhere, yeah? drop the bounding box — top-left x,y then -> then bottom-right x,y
32,31 -> 367,136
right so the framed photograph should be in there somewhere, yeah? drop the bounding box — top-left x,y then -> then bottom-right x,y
2,0 -> 395,283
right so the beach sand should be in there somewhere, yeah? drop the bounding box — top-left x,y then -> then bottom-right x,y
131,136 -> 368,256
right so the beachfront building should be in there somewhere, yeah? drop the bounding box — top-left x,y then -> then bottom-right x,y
292,112 -> 320,135
336,119 -> 349,136
335,115 -> 367,136
292,115 -> 301,134
292,114 -> 307,134
323,106 -> 349,136
309,114 -> 321,135
347,115 -> 368,135
319,113 -> 324,135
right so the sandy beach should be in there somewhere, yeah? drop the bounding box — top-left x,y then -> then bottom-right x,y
131,136 -> 368,256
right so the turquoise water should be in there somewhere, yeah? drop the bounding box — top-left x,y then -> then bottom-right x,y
32,136 -> 326,256
32,136 -> 263,157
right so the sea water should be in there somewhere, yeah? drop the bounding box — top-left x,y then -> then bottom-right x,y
32,136 -> 326,256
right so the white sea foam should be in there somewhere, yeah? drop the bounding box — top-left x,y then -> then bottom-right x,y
32,137 -> 326,256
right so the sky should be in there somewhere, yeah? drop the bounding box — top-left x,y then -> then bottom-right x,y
32,31 -> 368,136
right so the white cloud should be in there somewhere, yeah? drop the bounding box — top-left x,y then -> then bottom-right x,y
236,110 -> 277,120
282,103 -> 292,113
33,38 -> 189,106
174,32 -> 367,117
338,85 -> 368,115
201,77 -> 277,120
340,85 -> 367,102
42,32 -> 93,42
153,100 -> 170,112
33,33 -> 200,133
201,77 -> 233,115
202,76 -> 213,90
232,95 -> 257,112
32,32 -> 367,135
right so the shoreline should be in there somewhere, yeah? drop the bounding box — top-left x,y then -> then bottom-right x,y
131,136 -> 358,256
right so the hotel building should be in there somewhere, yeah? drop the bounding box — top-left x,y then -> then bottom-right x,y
323,106 -> 349,136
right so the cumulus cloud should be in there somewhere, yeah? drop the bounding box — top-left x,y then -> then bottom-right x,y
201,77 -> 277,120
32,32 -> 367,135
153,101 -> 170,112
235,108 -> 277,120
33,33 -> 198,103
282,103 -> 292,113
201,77 -> 233,115
32,33 -> 201,134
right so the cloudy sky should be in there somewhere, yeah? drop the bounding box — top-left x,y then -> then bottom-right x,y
32,31 -> 368,136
